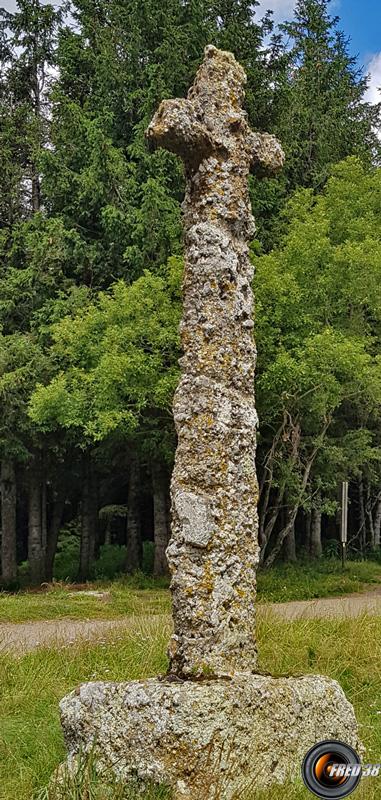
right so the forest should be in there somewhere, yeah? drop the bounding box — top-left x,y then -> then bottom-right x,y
1,0 -> 381,588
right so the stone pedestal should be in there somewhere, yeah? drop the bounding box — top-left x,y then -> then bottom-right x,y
60,672 -> 360,800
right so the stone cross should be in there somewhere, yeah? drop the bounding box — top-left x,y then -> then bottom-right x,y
60,48 -> 359,800
146,45 -> 284,679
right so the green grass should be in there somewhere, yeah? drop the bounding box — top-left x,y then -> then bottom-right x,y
38,752 -> 172,800
256,558 -> 381,603
0,579 -> 171,624
0,560 -> 380,624
1,612 -> 381,799
0,616 -> 171,800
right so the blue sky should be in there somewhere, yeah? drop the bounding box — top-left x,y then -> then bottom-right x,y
2,0 -> 381,104
262,0 -> 381,103
334,0 -> 381,104
339,0 -> 380,62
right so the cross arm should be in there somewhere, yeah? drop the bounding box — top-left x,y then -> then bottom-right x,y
248,131 -> 285,178
146,98 -> 214,170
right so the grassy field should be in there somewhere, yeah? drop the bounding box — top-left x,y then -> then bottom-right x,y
0,559 -> 380,624
1,611 -> 381,799
0,580 -> 171,623
256,558 -> 381,603
0,560 -> 380,799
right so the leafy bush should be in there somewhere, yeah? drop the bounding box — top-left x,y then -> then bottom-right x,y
91,545 -> 127,580
53,520 -> 81,582
323,539 -> 340,559
142,540 -> 155,575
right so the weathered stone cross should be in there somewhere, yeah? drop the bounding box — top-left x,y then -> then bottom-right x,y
59,47 -> 360,800
147,45 -> 284,679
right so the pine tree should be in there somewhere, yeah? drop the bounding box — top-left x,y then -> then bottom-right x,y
0,0 -> 65,216
0,1 -> 65,585
279,0 -> 380,189
42,0 -> 280,284
250,0 -> 380,250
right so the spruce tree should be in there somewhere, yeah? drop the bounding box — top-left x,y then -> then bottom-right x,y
0,1 -> 65,585
280,0 -> 380,189
43,0 -> 280,283
251,0 -> 381,249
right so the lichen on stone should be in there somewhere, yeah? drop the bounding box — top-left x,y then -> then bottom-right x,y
147,44 -> 284,679
57,47 -> 361,800
59,673 -> 361,800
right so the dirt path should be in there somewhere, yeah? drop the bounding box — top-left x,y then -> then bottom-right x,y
263,584 -> 381,620
0,615 -> 170,654
1,588 -> 381,654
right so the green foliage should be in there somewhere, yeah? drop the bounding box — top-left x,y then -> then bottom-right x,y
99,505 -> 128,520
257,559 -> 381,603
280,1 -> 380,188
0,329 -> 47,459
29,260 -> 182,446
0,0 -> 380,583
252,0 -> 381,248
142,540 -> 155,576
0,0 -> 65,222
53,520 -> 81,582
91,545 -> 128,581
255,159 -> 381,537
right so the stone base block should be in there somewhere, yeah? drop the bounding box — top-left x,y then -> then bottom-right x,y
60,672 -> 360,799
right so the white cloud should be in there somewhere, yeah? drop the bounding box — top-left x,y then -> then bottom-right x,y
257,0 -> 343,24
257,0 -> 296,23
365,53 -> 381,106
1,0 -> 59,10
0,0 -> 17,9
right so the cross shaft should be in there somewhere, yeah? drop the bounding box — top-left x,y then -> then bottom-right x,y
147,45 -> 284,678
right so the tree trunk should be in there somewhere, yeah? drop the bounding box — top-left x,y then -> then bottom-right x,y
284,523 -> 297,562
305,509 -> 312,556
31,173 -> 41,214
258,476 -> 272,550
89,470 -> 98,564
263,420 -> 330,570
28,469 -> 46,586
152,462 -> 169,577
31,35 -> 41,216
258,418 -> 288,552
45,494 -> 65,583
126,457 -> 141,573
264,506 -> 298,570
104,519 -> 112,546
1,459 -> 17,585
358,477 -> 366,555
374,495 -> 381,549
79,458 -> 97,581
366,485 -> 376,549
310,502 -> 322,559
259,484 -> 285,565
41,478 -> 48,554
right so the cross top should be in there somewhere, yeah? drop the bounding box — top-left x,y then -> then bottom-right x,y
146,45 -> 284,240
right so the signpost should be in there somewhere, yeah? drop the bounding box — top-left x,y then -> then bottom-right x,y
341,481 -> 349,568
